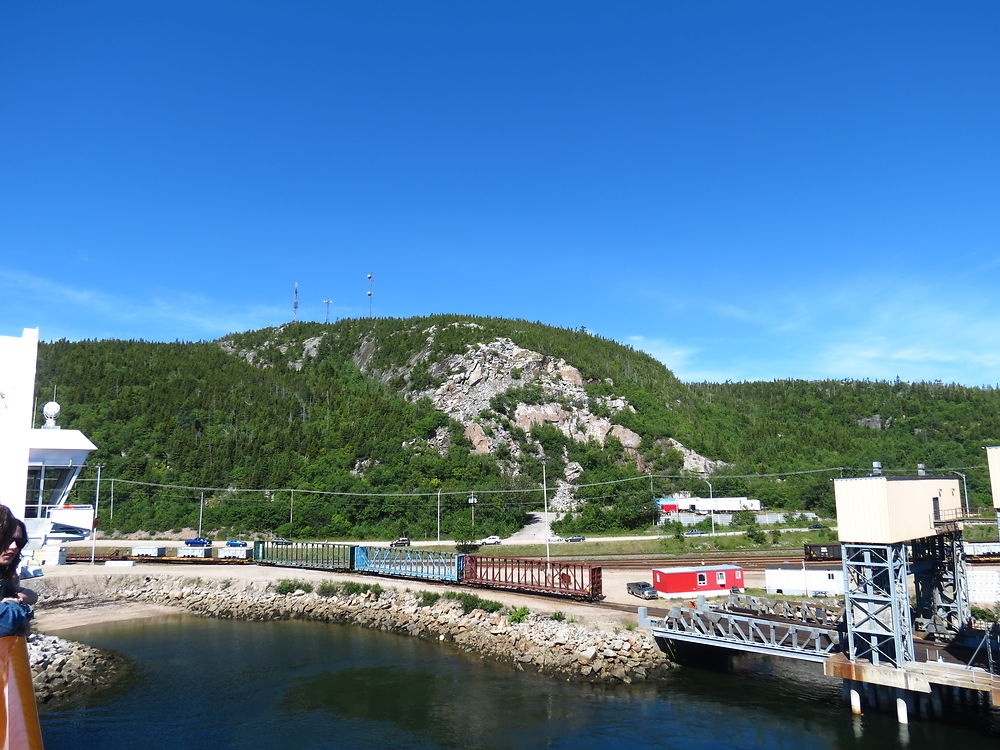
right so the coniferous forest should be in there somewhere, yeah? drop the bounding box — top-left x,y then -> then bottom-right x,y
36,315 -> 1000,540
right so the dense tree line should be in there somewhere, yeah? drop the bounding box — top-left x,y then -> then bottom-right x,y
38,317 -> 1000,538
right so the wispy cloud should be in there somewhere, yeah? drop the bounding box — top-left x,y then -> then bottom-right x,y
629,276 -> 1000,386
0,269 -> 286,342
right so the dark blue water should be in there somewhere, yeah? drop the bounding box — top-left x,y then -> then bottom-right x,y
40,615 -> 999,749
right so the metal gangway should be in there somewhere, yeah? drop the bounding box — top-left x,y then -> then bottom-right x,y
644,592 -> 842,663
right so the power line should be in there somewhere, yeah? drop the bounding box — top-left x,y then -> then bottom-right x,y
73,463 -> 990,503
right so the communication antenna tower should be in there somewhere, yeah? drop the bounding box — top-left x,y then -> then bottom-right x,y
367,273 -> 374,318
323,299 -> 332,324
292,282 -> 299,322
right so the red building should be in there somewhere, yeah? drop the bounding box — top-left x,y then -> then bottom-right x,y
652,564 -> 744,599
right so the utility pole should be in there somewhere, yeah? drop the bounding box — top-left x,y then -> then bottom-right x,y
366,274 -> 374,318
198,491 -> 204,537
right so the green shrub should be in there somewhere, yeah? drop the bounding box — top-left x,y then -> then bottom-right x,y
549,611 -> 566,622
342,581 -> 383,597
317,581 -> 342,597
418,591 -> 441,607
443,591 -> 503,614
275,578 -> 313,594
508,606 -> 530,624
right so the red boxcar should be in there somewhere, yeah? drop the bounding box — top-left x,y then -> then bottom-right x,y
652,564 -> 744,599
463,555 -> 603,601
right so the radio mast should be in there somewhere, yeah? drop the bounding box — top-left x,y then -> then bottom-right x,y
292,282 -> 299,322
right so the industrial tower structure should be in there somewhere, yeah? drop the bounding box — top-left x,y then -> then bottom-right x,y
834,472 -> 969,668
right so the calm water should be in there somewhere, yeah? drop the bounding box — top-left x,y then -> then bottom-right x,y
40,615 -> 999,749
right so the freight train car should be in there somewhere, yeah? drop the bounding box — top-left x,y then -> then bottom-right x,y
251,542 -> 604,602
463,555 -> 602,601
354,546 -> 464,582
803,543 -> 842,562
254,541 -> 354,570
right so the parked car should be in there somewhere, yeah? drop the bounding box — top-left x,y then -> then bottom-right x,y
565,535 -> 586,543
271,537 -> 292,545
479,535 -> 502,545
390,537 -> 411,547
226,539 -> 248,547
807,524 -> 828,530
683,529 -> 708,536
626,581 -> 658,600
184,537 -> 212,547
547,535 -> 564,543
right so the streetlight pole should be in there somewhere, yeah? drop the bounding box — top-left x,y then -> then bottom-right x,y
90,464 -> 103,565
542,459 -> 550,563
702,476 -> 714,535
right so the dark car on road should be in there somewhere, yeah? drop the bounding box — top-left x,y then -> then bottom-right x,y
683,529 -> 708,536
807,524 -> 828,530
565,535 -> 586,543
184,537 -> 212,547
271,537 -> 292,545
626,581 -> 658,600
226,539 -> 248,547
390,537 -> 411,547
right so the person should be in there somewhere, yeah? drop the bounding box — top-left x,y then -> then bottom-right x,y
0,509 -> 36,636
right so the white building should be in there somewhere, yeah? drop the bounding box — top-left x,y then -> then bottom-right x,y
657,496 -> 761,514
765,564 -> 845,597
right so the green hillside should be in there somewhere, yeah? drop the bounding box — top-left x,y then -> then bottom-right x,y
36,315 -> 1000,539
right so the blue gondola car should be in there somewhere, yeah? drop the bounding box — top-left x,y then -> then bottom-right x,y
354,546 -> 464,582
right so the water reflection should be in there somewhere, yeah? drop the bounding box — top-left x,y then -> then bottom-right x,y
40,617 -> 999,750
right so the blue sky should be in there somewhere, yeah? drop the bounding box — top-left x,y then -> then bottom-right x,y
2,2 -> 998,386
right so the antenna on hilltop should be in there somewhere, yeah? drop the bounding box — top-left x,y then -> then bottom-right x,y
323,299 -> 332,324
367,273 -> 374,318
292,282 -> 299,322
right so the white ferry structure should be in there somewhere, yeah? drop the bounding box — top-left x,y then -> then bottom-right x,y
0,328 -> 96,547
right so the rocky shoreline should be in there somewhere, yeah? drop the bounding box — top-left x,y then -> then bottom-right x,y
27,631 -> 131,709
29,572 -> 674,704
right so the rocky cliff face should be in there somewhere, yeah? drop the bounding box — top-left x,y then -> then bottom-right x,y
353,327 -> 725,509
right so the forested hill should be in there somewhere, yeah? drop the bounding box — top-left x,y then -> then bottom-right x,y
35,315 -> 1000,538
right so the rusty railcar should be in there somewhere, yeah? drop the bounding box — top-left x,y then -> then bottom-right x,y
463,555 -> 603,601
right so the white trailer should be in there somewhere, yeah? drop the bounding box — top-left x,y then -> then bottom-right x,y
673,497 -> 762,514
765,564 -> 845,597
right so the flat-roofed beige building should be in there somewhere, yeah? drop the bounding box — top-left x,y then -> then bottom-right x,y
833,475 -> 962,544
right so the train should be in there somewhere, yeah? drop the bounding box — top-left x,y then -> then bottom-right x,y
252,540 -> 603,601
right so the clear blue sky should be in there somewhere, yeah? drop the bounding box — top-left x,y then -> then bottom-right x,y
2,2 -> 998,386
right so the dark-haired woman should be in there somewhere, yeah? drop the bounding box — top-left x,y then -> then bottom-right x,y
0,519 -> 37,610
